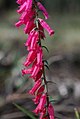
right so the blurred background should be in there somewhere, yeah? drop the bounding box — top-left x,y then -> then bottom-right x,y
0,0 -> 80,119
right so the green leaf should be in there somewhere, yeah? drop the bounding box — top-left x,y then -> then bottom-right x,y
49,96 -> 58,104
13,103 -> 37,119
74,108 -> 80,119
44,64 -> 49,70
42,46 -> 49,53
43,59 -> 49,65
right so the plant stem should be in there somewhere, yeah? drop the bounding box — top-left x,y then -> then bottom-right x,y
34,0 -> 50,118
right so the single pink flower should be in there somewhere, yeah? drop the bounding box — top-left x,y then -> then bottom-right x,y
26,31 -> 39,51
38,18 -> 54,36
29,31 -> 39,50
15,20 -> 24,27
34,93 -> 46,114
29,79 -> 42,95
22,68 -> 32,76
37,2 -> 49,20
24,20 -> 35,34
34,70 -> 42,82
38,93 -> 46,111
48,103 -> 55,119
33,104 -> 40,115
24,50 -> 37,66
31,65 -> 41,78
16,0 -> 26,5
40,108 -> 46,119
40,108 -> 49,119
37,48 -> 43,65
25,29 -> 36,47
17,1 -> 27,14
20,9 -> 36,24
25,0 -> 33,11
33,85 -> 44,104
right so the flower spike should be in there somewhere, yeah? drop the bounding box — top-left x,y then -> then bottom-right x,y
15,0 -> 55,118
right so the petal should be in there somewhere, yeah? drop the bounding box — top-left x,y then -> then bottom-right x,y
48,103 -> 55,119
37,2 -> 49,19
29,79 -> 42,95
15,20 -> 23,27
17,2 -> 27,14
22,68 -> 32,75
39,18 -> 54,36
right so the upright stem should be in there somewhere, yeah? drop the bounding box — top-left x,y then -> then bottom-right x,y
34,1 -> 50,118
37,18 -> 50,118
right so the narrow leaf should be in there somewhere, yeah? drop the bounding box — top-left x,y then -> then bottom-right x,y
44,64 -> 49,70
13,103 -> 37,119
74,108 -> 80,119
43,59 -> 49,65
42,46 -> 49,53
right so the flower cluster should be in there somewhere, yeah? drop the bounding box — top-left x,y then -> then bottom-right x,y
15,0 -> 55,119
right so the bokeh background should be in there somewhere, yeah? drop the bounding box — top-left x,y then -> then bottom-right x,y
0,0 -> 80,119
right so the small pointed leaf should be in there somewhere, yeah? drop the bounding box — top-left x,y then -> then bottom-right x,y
42,46 -> 49,53
44,64 -> 49,70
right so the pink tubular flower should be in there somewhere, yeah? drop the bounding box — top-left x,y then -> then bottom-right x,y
38,18 -> 54,36
16,0 -> 26,5
38,93 -> 46,111
31,65 -> 42,78
22,68 -> 32,76
15,20 -> 24,27
40,108 -> 46,119
29,79 -> 42,95
29,31 -> 39,50
37,2 -> 49,20
33,85 -> 44,104
37,48 -> 43,65
25,0 -> 33,11
20,9 -> 36,25
25,31 -> 39,51
25,29 -> 36,47
24,20 -> 35,34
24,50 -> 37,66
34,93 -> 46,114
17,1 -> 27,14
34,70 -> 42,81
48,103 -> 55,119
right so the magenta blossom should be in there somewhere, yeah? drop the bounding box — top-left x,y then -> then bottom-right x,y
38,18 -> 54,36
33,85 -> 44,104
33,93 -> 46,114
37,2 -> 49,20
48,103 -> 55,119
29,79 -> 42,95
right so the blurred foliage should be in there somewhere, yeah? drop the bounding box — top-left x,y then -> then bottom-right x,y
14,103 -> 37,119
0,0 -> 80,13
74,108 -> 80,119
45,0 -> 80,13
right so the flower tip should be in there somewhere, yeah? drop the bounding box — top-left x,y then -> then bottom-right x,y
15,21 -> 23,27
21,69 -> 25,76
49,30 -> 55,36
45,16 -> 49,20
17,9 -> 20,14
15,22 -> 18,27
24,42 -> 28,47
